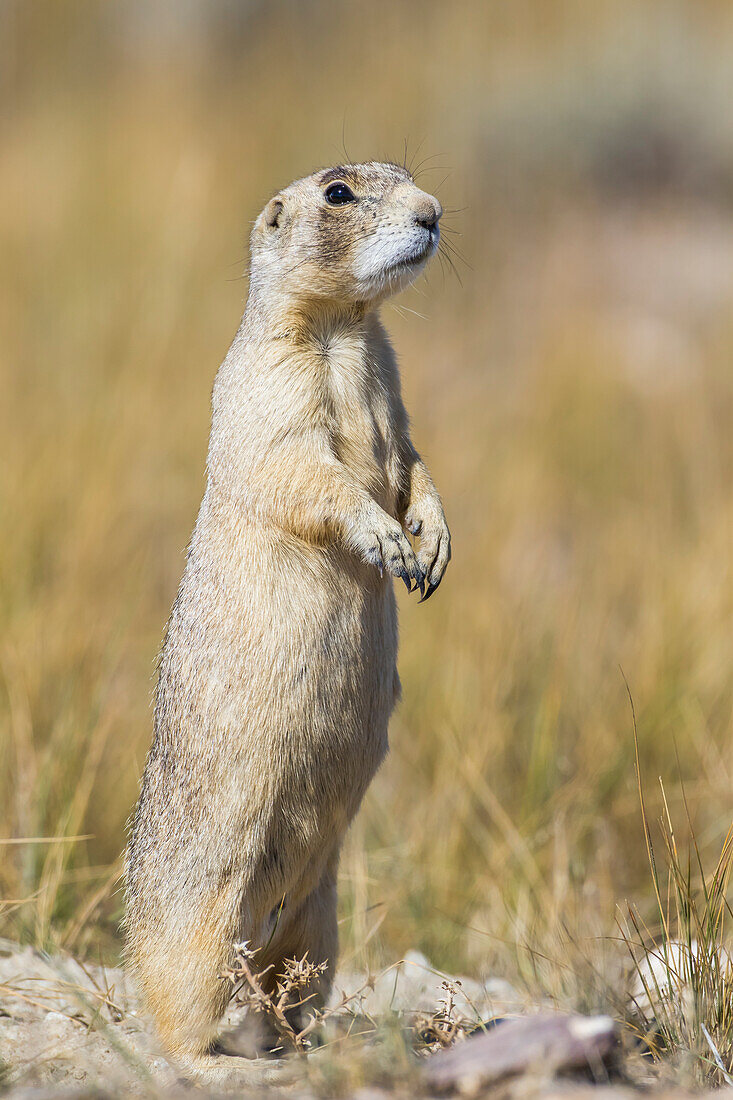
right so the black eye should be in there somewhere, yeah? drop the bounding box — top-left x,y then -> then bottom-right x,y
325,182 -> 356,206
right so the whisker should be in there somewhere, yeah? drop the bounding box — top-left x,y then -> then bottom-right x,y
435,249 -> 448,288
432,171 -> 453,193
412,154 -> 450,181
393,302 -> 428,321
438,242 -> 464,287
443,239 -> 469,264
441,257 -> 460,289
341,118 -> 353,166
440,238 -> 471,273
415,165 -> 452,179
409,278 -> 429,301
412,151 -> 445,172
439,233 -> 467,259
407,137 -> 427,175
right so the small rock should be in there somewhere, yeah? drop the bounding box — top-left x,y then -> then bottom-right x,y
41,1011 -> 80,1041
425,1012 -> 618,1095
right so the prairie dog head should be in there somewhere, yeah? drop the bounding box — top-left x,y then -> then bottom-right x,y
249,162 -> 442,309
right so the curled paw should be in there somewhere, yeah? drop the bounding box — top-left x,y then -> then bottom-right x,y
350,507 -> 425,593
404,503 -> 451,602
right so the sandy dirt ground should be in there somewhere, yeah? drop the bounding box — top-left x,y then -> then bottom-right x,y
0,938 -> 524,1096
2,939 -> 727,1100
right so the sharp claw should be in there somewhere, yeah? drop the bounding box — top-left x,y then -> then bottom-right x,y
419,577 -> 442,603
400,570 -> 411,593
417,577 -> 426,598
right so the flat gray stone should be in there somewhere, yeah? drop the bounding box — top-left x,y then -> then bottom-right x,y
425,1012 -> 618,1095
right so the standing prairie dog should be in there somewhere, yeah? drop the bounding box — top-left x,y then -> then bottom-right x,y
125,162 -> 451,1057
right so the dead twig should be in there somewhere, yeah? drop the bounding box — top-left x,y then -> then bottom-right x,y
221,942 -> 375,1055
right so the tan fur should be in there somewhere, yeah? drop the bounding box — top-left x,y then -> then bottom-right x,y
124,162 -> 451,1058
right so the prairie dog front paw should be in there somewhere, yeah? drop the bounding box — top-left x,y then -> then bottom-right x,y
404,499 -> 451,601
346,505 -> 424,593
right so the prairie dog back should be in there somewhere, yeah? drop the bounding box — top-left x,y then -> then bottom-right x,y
125,162 -> 451,1059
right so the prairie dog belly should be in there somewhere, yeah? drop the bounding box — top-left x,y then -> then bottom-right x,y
161,521 -> 397,848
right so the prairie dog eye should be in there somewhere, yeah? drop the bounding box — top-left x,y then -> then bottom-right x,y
325,182 -> 356,206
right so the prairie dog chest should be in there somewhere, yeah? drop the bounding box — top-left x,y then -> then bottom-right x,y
320,328 -> 401,508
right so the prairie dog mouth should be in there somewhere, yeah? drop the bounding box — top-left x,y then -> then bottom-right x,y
384,234 -> 439,274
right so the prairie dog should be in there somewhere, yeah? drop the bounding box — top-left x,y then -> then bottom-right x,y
125,162 -> 451,1057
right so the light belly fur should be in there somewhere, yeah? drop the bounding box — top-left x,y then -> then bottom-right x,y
158,516 -> 398,889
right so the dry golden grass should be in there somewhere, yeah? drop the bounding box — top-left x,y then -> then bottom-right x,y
1,1 -> 733,1082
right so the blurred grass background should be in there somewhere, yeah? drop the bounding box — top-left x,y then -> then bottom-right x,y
1,0 -> 732,1001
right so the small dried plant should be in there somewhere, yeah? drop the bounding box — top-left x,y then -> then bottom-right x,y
222,942 -> 374,1055
413,979 -> 474,1053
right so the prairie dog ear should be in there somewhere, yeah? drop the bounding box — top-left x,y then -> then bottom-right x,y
264,197 -> 284,229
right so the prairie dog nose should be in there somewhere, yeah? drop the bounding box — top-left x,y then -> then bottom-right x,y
413,193 -> 442,230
